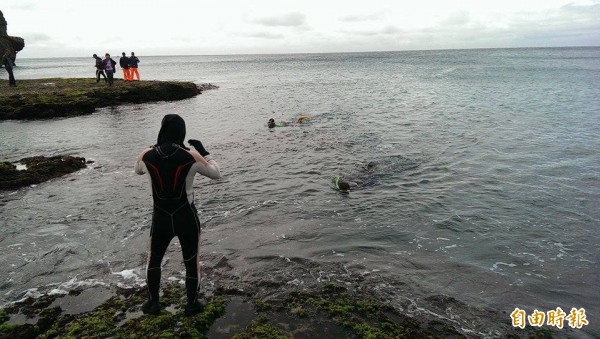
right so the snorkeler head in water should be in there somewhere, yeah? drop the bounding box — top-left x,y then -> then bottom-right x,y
267,118 -> 289,128
338,181 -> 351,191
333,176 -> 354,192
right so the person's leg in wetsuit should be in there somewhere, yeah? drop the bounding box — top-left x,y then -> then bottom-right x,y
176,204 -> 203,313
144,208 -> 175,314
144,203 -> 203,315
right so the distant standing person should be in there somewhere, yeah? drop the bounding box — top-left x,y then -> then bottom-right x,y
120,52 -> 131,81
93,54 -> 107,83
103,53 -> 117,86
2,52 -> 16,87
130,51 -> 140,80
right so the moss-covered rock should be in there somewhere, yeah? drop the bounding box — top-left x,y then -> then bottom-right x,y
0,78 -> 215,120
232,315 -> 291,339
0,282 -> 556,338
1,284 -> 228,339
0,155 -> 86,190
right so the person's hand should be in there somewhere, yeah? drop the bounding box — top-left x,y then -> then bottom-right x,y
188,139 -> 210,157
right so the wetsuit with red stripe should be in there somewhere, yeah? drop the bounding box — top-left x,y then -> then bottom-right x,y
137,143 -> 220,305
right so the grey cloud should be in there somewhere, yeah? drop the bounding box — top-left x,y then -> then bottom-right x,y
507,2 -> 600,45
560,2 -> 600,13
8,2 -> 37,10
244,31 -> 285,39
441,11 -> 471,27
339,12 -> 384,23
252,12 -> 307,27
381,25 -> 400,34
339,25 -> 401,37
25,33 -> 51,42
414,1 -> 600,48
523,26 -> 600,45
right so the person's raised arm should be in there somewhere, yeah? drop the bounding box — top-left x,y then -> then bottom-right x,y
134,148 -> 152,175
188,139 -> 221,179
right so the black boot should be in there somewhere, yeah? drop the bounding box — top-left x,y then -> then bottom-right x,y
142,299 -> 161,315
184,299 -> 206,316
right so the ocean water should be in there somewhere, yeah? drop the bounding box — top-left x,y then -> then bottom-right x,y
1,48 -> 599,335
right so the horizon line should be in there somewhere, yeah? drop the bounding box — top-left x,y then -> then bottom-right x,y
15,45 -> 600,60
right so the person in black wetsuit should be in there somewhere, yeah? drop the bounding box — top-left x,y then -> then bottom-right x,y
135,114 -> 221,316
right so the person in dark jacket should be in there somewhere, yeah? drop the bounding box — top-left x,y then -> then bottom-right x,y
2,52 -> 16,86
103,53 -> 117,86
93,54 -> 107,83
119,52 -> 131,81
130,51 -> 140,80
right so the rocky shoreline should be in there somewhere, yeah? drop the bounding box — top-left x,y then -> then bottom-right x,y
0,78 -> 217,120
0,283 -> 466,338
0,254 -> 558,338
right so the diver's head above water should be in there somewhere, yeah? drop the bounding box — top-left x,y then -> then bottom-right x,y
267,118 -> 276,128
338,181 -> 351,191
156,114 -> 187,148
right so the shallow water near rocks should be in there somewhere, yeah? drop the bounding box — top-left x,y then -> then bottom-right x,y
1,48 -> 599,336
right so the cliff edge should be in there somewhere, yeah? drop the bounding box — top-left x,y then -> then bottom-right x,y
0,10 -> 25,65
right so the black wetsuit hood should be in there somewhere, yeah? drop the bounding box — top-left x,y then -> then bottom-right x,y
156,114 -> 188,151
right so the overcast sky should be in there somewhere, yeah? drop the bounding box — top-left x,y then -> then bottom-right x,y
2,0 -> 599,58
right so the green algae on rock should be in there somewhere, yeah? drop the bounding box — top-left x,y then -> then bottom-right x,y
0,78 -> 213,120
0,283 -> 460,339
0,155 -> 86,190
0,281 -> 560,338
1,285 -> 226,339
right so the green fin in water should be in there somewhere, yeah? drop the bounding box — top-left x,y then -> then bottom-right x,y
332,176 -> 350,193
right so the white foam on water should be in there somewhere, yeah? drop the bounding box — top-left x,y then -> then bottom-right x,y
112,269 -> 139,280
14,288 -> 43,302
49,288 -> 68,295
58,278 -> 109,290
491,262 -> 517,271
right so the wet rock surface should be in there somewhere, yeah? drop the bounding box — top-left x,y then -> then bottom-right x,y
0,78 -> 217,120
0,254 -> 559,338
0,155 -> 86,191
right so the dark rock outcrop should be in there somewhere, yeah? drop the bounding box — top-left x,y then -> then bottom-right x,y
0,10 -> 25,65
0,155 -> 86,191
0,78 -> 212,120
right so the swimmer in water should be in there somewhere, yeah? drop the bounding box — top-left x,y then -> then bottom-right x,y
332,176 -> 354,193
267,115 -> 310,128
135,114 -> 221,316
267,118 -> 288,128
332,161 -> 378,193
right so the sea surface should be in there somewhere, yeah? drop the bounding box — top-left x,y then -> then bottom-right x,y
1,48 -> 599,336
